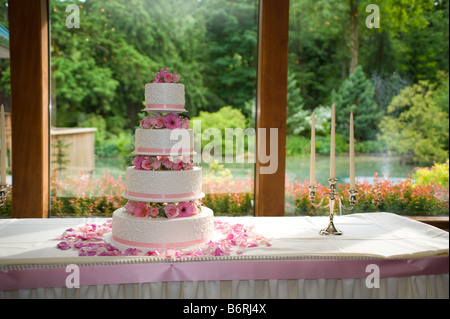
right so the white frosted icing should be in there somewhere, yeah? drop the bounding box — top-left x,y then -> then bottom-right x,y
110,206 -> 214,251
124,167 -> 204,202
133,128 -> 194,156
145,83 -> 185,106
110,82 -> 214,251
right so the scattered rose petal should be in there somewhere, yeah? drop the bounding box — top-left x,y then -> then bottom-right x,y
56,219 -> 271,258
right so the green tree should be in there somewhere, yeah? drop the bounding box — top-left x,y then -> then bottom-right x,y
378,80 -> 449,164
286,70 -> 306,136
288,0 -> 347,108
50,0 -> 210,131
191,106 -> 248,156
201,0 -> 258,116
332,66 -> 381,142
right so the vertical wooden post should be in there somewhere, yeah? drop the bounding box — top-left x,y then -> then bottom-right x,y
9,0 -> 50,218
255,0 -> 289,216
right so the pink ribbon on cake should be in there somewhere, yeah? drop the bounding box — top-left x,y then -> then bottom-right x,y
145,104 -> 184,110
125,191 -> 203,200
112,235 -> 209,249
134,147 -> 193,154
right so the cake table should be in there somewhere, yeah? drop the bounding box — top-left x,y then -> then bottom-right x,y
0,213 -> 448,299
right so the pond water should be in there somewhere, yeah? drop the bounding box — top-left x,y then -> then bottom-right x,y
96,154 -> 418,185
285,154 -> 417,185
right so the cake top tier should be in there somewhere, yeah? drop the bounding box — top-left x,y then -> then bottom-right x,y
144,68 -> 186,113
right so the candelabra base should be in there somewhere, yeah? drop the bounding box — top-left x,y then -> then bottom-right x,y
309,178 -> 357,236
319,221 -> 343,236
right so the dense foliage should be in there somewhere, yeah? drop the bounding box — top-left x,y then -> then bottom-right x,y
1,0 -> 448,164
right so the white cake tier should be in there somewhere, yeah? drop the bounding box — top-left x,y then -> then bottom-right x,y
144,83 -> 186,112
123,166 -> 204,202
133,128 -> 194,156
108,206 -> 214,251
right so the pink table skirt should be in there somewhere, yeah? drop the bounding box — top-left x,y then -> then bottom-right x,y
0,213 -> 448,298
1,256 -> 448,291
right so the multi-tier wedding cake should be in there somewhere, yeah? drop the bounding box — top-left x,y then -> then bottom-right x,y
109,68 -> 214,251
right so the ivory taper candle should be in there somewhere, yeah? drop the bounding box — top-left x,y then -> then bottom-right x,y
330,103 -> 335,179
349,112 -> 355,190
310,112 -> 315,185
1,104 -> 6,185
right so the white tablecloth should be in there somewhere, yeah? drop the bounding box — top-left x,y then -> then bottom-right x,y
0,213 -> 448,299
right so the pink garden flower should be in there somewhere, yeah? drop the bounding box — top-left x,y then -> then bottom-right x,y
165,203 -> 179,218
163,113 -> 181,129
178,202 -> 194,217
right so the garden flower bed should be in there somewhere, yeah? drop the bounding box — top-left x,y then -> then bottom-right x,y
0,170 -> 448,218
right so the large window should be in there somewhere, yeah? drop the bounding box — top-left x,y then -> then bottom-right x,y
3,1 -> 447,221
285,0 -> 449,216
49,0 -> 258,217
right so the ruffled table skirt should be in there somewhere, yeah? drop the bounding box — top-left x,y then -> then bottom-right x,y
1,213 -> 448,299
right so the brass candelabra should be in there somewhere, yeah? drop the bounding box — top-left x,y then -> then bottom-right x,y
308,178 -> 358,235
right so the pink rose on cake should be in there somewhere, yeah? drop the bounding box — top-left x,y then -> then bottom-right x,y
149,206 -> 160,218
180,117 -> 190,129
154,115 -> 164,128
192,203 -> 199,215
152,67 -> 180,84
172,72 -> 180,83
140,113 -> 188,130
163,72 -> 173,83
148,114 -> 160,126
124,201 -> 137,213
165,203 -> 179,219
132,156 -> 145,170
141,158 -> 152,170
183,162 -> 194,170
140,116 -> 152,129
162,157 -> 173,169
151,160 -> 161,170
172,158 -> 184,171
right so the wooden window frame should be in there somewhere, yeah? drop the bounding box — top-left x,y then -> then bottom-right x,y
7,0 -> 449,230
255,0 -> 289,216
9,0 -> 50,218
